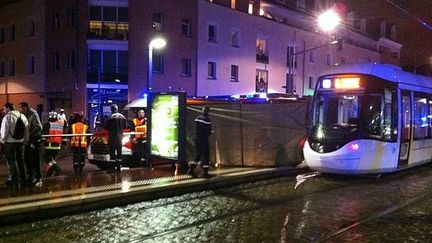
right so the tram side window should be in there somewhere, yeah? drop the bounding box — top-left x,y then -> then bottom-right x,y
413,93 -> 428,140
402,94 -> 411,142
429,96 -> 432,137
383,88 -> 397,141
362,95 -> 382,138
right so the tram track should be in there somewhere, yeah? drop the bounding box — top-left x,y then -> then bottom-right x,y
1,165 -> 432,241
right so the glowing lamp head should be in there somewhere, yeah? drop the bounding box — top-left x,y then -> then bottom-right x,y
317,9 -> 341,32
150,38 -> 167,49
349,143 -> 359,151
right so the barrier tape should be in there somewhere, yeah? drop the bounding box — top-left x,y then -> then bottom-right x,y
41,132 -> 145,138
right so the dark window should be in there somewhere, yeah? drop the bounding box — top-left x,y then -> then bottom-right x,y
27,56 -> 35,74
117,7 -> 128,22
181,58 -> 191,76
308,76 -> 314,89
53,13 -> 60,30
9,59 -> 15,76
9,25 -> 15,41
54,52 -> 60,71
208,62 -> 216,79
326,53 -> 331,66
68,8 -> 77,26
28,21 -> 35,36
0,62 -> 4,76
231,31 -> 239,47
68,50 -> 76,69
181,19 -> 191,36
90,6 -> 102,21
89,49 -> 101,68
230,65 -> 239,82
152,53 -> 164,73
152,13 -> 164,31
0,27 -> 4,43
118,51 -> 128,70
208,24 -> 217,42
103,7 -> 116,21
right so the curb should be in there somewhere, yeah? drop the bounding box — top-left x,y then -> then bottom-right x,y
0,166 -> 309,226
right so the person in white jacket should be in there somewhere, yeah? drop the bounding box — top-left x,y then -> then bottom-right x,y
0,102 -> 29,188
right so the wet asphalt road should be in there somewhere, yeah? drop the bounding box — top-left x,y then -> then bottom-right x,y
1,164 -> 432,242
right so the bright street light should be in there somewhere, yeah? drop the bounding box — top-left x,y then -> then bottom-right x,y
148,38 -> 167,92
317,9 -> 341,32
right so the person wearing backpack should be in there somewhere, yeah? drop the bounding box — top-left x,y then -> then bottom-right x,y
0,102 -> 29,188
18,102 -> 43,186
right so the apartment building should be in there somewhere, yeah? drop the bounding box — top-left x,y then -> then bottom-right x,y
0,0 -> 401,124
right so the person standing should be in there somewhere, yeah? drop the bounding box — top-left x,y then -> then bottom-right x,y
131,109 -> 147,165
43,111 -> 64,176
0,102 -> 29,188
69,113 -> 89,176
188,106 -> 212,178
18,102 -> 43,186
105,104 -> 127,171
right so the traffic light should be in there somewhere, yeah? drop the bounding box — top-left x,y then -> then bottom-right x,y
337,38 -> 343,51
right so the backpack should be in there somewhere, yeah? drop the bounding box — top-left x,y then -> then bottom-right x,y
12,114 -> 25,140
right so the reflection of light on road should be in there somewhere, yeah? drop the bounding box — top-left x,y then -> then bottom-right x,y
294,201 -> 310,239
294,172 -> 320,189
121,180 -> 131,192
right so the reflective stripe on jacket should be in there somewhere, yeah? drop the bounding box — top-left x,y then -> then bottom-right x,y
132,118 -> 147,139
70,122 -> 89,148
45,120 -> 63,150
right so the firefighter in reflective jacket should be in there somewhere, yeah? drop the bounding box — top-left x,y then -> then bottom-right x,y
188,106 -> 212,178
43,111 -> 64,176
131,109 -> 147,164
70,113 -> 89,176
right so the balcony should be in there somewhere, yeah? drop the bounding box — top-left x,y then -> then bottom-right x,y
256,50 -> 269,63
87,66 -> 128,84
88,21 -> 129,41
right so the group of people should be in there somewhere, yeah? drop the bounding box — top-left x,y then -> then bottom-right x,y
0,102 -> 92,188
0,101 -> 213,188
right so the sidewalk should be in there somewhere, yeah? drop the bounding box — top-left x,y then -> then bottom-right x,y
0,161 -> 307,226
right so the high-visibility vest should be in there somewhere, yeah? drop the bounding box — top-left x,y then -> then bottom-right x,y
45,120 -> 64,150
132,118 -> 147,139
70,122 -> 89,148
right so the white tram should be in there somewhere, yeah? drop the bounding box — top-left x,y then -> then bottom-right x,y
304,63 -> 432,174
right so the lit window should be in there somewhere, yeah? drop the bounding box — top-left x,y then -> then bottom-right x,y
248,2 -> 253,14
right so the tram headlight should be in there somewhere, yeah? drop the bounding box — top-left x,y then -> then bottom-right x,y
349,143 -> 359,151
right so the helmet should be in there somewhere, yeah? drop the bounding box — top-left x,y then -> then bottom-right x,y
48,111 -> 58,119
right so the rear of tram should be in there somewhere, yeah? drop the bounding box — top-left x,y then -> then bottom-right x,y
303,74 -> 399,174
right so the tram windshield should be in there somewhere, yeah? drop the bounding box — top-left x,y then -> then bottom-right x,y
310,77 -> 397,146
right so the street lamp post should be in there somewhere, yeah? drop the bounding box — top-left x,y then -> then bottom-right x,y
285,9 -> 341,95
147,38 -> 167,92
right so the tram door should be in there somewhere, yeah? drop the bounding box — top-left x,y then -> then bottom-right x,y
398,91 -> 411,167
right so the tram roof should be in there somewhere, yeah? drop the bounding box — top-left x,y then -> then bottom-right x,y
320,63 -> 432,89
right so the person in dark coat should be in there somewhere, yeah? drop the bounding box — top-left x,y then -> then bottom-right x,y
188,106 -> 212,178
104,104 -> 127,171
18,102 -> 43,186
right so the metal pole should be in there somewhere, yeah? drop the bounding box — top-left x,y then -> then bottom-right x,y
98,66 -> 101,115
147,45 -> 153,92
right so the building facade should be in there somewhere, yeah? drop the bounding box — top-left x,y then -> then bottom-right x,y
0,0 -> 401,125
